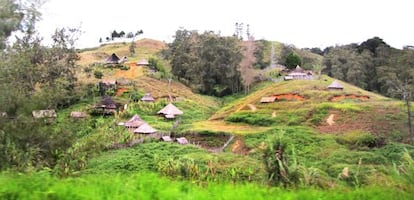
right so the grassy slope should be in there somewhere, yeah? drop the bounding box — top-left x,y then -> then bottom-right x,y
26,38 -> 413,195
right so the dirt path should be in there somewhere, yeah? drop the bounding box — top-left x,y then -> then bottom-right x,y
326,114 -> 335,126
247,104 -> 257,111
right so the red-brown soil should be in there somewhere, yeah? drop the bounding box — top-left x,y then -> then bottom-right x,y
330,94 -> 370,102
271,93 -> 306,101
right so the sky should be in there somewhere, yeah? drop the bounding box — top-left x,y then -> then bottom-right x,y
37,0 -> 414,49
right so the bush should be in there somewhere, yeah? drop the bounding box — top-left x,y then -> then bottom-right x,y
335,131 -> 379,149
226,111 -> 275,126
93,70 -> 103,79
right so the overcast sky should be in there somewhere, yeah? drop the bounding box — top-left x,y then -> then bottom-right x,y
37,0 -> 414,49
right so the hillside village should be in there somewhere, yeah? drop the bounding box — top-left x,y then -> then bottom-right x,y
1,14 -> 414,200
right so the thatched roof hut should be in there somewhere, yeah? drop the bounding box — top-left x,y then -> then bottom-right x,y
137,59 -> 149,66
70,111 -> 88,118
260,97 -> 276,103
96,96 -> 118,109
176,137 -> 188,145
293,65 -> 305,73
105,53 -> 120,64
161,136 -> 172,142
32,110 -> 57,119
133,123 -> 157,134
124,114 -> 145,128
327,80 -> 344,90
141,93 -> 155,102
157,103 -> 183,119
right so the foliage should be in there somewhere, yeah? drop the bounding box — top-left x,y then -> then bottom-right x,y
167,29 -> 243,96
93,70 -> 103,79
226,111 -> 275,126
1,171 -> 413,200
335,131 -> 380,149
285,53 -> 302,69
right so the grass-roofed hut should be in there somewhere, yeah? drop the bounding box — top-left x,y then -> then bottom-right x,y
92,96 -> 120,115
124,114 -> 145,128
105,53 -> 120,64
157,103 -> 183,119
140,93 -> 155,102
327,80 -> 344,90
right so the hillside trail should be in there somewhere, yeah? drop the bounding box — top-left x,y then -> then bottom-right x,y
247,104 -> 257,112
326,114 -> 335,126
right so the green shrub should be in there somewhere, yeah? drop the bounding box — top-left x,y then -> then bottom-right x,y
335,131 -> 379,149
93,70 -> 103,79
226,111 -> 275,126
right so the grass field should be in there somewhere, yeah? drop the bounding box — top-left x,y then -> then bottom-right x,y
1,171 -> 412,200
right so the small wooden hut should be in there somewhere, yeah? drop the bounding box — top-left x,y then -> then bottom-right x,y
260,97 -> 276,103
94,96 -> 119,115
70,111 -> 88,119
327,80 -> 344,90
133,123 -> 157,134
105,53 -> 120,64
32,110 -> 57,119
157,103 -> 183,119
141,93 -> 155,102
176,137 -> 188,145
124,114 -> 145,128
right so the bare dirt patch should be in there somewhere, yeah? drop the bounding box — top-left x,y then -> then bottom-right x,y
231,138 -> 250,155
330,94 -> 370,102
318,105 -> 402,136
271,93 -> 306,101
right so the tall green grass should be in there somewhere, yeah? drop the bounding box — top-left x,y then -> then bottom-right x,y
0,171 -> 412,200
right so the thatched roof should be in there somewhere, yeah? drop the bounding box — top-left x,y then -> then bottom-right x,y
141,93 -> 155,102
70,111 -> 88,118
106,53 -> 120,64
124,114 -> 145,128
100,80 -> 117,86
327,80 -> 344,89
137,59 -> 149,65
32,110 -> 57,119
292,65 -> 305,73
157,103 -> 183,118
161,136 -> 172,142
96,96 -> 118,109
260,97 -> 276,103
176,137 -> 188,145
133,123 -> 157,134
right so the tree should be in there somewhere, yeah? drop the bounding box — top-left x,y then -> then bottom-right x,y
129,41 -> 136,56
239,35 -> 256,94
379,49 -> 414,142
168,29 -> 243,96
284,53 -> 302,69
0,0 -> 23,49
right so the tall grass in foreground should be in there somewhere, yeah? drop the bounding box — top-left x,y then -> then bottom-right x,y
0,171 -> 412,200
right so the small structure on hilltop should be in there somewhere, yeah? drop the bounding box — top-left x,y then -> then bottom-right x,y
157,103 -> 183,119
105,53 -> 120,64
161,136 -> 172,142
176,137 -> 189,145
136,58 -> 149,66
133,123 -> 157,134
119,56 -> 128,63
285,65 -> 313,80
70,111 -> 88,119
327,80 -> 344,90
32,110 -> 57,123
93,96 -> 119,115
141,93 -> 155,102
124,114 -> 145,128
260,96 -> 277,103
